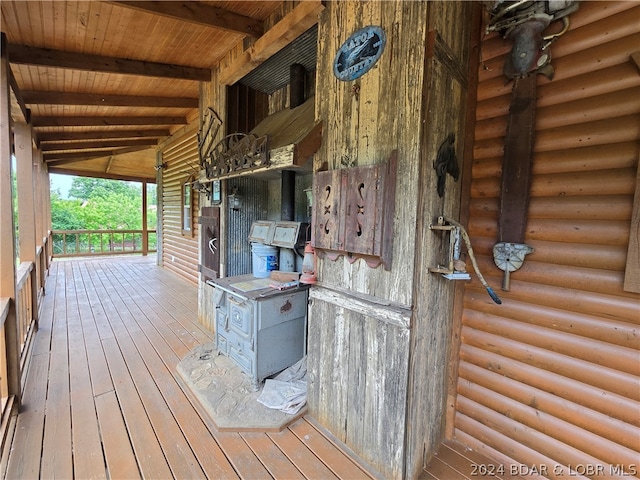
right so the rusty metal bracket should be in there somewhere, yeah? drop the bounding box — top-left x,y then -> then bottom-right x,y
203,133 -> 270,180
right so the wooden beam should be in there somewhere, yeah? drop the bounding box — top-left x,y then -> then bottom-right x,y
48,167 -> 155,183
108,1 -> 263,37
7,67 -> 28,122
33,116 -> 187,127
8,43 -> 211,81
22,91 -> 198,108
219,0 -> 324,85
43,145 -> 152,163
38,129 -> 169,142
41,138 -> 159,151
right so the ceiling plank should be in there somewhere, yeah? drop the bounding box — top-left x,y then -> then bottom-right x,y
22,91 -> 198,108
108,1 -> 264,37
43,145 -> 152,162
32,116 -> 187,127
38,129 -> 169,142
8,43 -> 211,81
219,0 -> 324,85
41,138 -> 159,151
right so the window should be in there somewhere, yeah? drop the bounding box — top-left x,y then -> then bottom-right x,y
182,179 -> 193,236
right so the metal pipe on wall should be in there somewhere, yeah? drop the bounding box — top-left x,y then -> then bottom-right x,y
281,170 -> 295,221
280,63 -> 307,222
290,63 -> 306,109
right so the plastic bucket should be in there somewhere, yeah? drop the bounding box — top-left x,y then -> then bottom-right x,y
251,243 -> 278,278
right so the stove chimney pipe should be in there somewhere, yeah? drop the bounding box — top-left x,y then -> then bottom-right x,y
281,64 -> 306,222
290,63 -> 306,109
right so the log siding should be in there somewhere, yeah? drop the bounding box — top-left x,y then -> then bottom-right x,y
453,1 -> 640,474
160,127 -> 200,284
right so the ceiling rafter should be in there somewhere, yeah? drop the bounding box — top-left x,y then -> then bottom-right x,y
22,91 -> 198,108
41,138 -> 159,152
38,129 -> 170,142
43,145 -> 151,163
107,1 -> 264,37
48,167 -> 156,183
8,43 -> 211,81
1,1 -> 305,182
32,116 -> 187,127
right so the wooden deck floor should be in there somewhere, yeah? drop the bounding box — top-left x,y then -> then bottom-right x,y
422,441 -> 528,480
2,256 -> 374,480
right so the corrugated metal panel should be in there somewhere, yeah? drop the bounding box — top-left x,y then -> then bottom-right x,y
455,1 -> 640,473
161,128 -> 200,284
225,176 -> 269,277
238,25 -> 317,95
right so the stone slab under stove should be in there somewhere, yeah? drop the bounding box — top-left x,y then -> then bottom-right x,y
176,342 -> 305,432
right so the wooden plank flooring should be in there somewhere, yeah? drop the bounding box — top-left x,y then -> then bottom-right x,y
3,256 -> 374,480
422,441 -> 528,480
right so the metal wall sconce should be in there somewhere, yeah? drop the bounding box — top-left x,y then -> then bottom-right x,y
228,188 -> 242,211
192,180 -> 212,201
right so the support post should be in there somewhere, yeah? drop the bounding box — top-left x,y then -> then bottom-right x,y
156,151 -> 163,266
15,122 -> 37,264
0,32 -> 21,411
15,122 -> 39,331
142,180 -> 148,255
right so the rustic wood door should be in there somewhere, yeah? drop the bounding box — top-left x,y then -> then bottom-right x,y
199,206 -> 220,281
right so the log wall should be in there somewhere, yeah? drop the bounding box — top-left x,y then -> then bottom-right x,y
453,2 -> 640,475
159,126 -> 200,285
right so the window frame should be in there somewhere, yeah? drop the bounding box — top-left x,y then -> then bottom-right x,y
181,177 -> 194,237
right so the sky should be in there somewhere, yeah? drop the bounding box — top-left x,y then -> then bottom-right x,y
50,173 -> 74,199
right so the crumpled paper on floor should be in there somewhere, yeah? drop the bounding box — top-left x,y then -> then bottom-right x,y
257,356 -> 307,415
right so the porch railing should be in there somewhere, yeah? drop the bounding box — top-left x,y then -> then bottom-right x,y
51,229 -> 157,257
0,259 -> 40,453
15,262 -> 38,377
0,297 -> 11,417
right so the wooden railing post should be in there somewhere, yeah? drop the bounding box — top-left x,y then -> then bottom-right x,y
29,266 -> 38,332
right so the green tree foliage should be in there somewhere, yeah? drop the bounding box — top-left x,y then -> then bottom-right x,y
50,189 -> 84,230
51,177 -> 157,231
69,177 -> 137,202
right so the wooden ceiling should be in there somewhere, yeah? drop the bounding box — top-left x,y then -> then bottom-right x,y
1,0 -> 284,182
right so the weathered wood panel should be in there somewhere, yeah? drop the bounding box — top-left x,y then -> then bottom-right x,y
309,2 -> 477,479
453,1 -> 640,474
313,0 -> 425,306
307,294 -> 410,480
407,4 -> 478,479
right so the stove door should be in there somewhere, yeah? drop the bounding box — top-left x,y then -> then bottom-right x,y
228,295 -> 253,346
